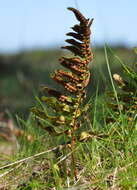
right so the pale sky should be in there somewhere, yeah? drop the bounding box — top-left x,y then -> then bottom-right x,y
0,0 -> 137,52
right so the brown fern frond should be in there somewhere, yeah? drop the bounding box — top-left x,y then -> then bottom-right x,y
65,39 -> 86,49
71,24 -> 84,34
32,7 -> 93,122
88,18 -> 94,28
59,57 -> 86,67
66,32 -> 84,41
52,74 -> 78,93
59,58 -> 87,75
31,7 -> 93,180
55,69 -> 80,83
41,87 -> 62,98
61,45 -> 84,57
67,7 -> 88,25
61,7 -> 93,65
41,87 -> 72,103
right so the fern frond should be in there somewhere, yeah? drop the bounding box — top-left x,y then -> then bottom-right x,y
31,7 -> 94,180
31,7 -> 93,145
32,7 -> 93,133
67,7 -> 89,24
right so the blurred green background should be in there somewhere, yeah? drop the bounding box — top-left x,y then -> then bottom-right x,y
0,46 -> 136,118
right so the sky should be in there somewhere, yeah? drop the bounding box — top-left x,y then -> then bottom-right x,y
0,0 -> 137,52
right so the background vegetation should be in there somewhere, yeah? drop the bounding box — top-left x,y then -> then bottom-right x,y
0,46 -> 136,117
0,46 -> 137,189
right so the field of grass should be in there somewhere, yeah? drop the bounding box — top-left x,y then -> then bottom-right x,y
0,46 -> 137,189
